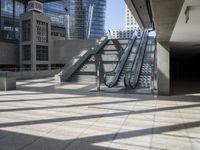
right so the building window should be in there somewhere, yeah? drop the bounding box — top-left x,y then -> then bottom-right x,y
36,64 -> 48,70
22,64 -> 31,71
22,20 -> 31,41
36,20 -> 48,43
22,45 -> 31,61
1,0 -> 14,39
36,45 -> 48,61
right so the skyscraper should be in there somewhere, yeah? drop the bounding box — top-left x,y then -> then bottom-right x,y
125,4 -> 139,30
110,4 -> 139,39
67,0 -> 106,39
67,0 -> 85,39
83,0 -> 106,39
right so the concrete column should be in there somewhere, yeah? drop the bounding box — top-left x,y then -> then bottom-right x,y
0,0 -> 1,31
157,42 -> 170,95
32,16 -> 36,71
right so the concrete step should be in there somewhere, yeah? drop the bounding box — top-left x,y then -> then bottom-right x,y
69,75 -> 97,83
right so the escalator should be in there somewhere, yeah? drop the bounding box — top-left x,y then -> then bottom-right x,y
66,38 -> 129,83
104,31 -> 143,87
117,35 -> 143,87
124,30 -> 156,90
137,36 -> 156,89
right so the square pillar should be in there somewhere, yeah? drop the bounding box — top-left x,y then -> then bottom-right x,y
157,42 -> 170,95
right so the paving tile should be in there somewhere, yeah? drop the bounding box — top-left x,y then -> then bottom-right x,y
50,125 -> 86,138
0,78 -> 200,150
22,136 -> 72,150
151,134 -> 193,150
113,129 -> 152,148
65,140 -> 108,150
108,142 -> 150,150
0,132 -> 39,150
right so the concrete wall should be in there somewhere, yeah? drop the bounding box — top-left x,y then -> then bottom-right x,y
157,42 -> 170,96
0,41 -> 19,65
52,39 -> 98,64
10,70 -> 61,80
0,39 -> 98,67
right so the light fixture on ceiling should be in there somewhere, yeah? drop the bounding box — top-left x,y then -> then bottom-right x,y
192,44 -> 200,47
184,6 -> 191,24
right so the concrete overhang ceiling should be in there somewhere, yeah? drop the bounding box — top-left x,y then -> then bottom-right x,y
125,0 -> 153,30
150,0 -> 184,42
170,0 -> 200,54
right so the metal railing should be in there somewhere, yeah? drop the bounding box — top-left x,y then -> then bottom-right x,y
104,32 -> 137,88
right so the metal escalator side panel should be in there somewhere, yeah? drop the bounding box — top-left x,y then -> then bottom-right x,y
129,31 -> 149,88
124,31 -> 146,88
104,36 -> 137,88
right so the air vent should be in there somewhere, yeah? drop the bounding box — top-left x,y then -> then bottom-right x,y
192,44 -> 200,47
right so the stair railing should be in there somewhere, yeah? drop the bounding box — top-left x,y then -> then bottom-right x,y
57,36 -> 108,82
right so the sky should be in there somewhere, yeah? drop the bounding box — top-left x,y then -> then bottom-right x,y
105,0 -> 125,31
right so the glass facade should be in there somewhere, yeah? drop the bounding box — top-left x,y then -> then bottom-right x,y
83,0 -> 106,39
0,0 -> 25,39
0,0 -> 66,40
0,0 -> 106,40
67,0 -> 85,39
43,2 -> 65,28
67,0 -> 106,39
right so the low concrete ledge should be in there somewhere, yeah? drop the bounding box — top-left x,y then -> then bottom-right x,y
54,74 -> 62,83
0,72 -> 16,91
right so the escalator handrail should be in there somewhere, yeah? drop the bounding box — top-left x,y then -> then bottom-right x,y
104,33 -> 137,88
124,30 -> 149,88
104,47 -> 124,76
130,31 -> 149,88
124,31 -> 146,87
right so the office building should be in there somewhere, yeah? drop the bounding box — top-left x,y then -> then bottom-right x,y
111,29 -> 134,39
110,4 -> 139,39
125,4 -> 139,30
0,0 -> 66,40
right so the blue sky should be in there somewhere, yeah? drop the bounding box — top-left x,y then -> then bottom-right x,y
105,0 -> 125,31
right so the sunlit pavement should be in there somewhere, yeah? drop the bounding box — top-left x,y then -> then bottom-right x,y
0,78 -> 200,150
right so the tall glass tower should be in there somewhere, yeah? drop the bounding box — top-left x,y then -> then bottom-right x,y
67,0 -> 106,39
83,0 -> 106,39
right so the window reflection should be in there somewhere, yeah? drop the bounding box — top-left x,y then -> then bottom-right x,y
0,0 -> 24,39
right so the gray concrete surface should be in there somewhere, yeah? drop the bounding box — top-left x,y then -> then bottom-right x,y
0,72 -> 16,91
52,39 -> 98,65
157,42 -> 170,96
150,0 -> 184,42
11,70 -> 61,80
0,78 -> 200,149
0,41 -> 19,65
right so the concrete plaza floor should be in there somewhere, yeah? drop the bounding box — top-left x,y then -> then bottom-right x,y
0,78 -> 200,150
